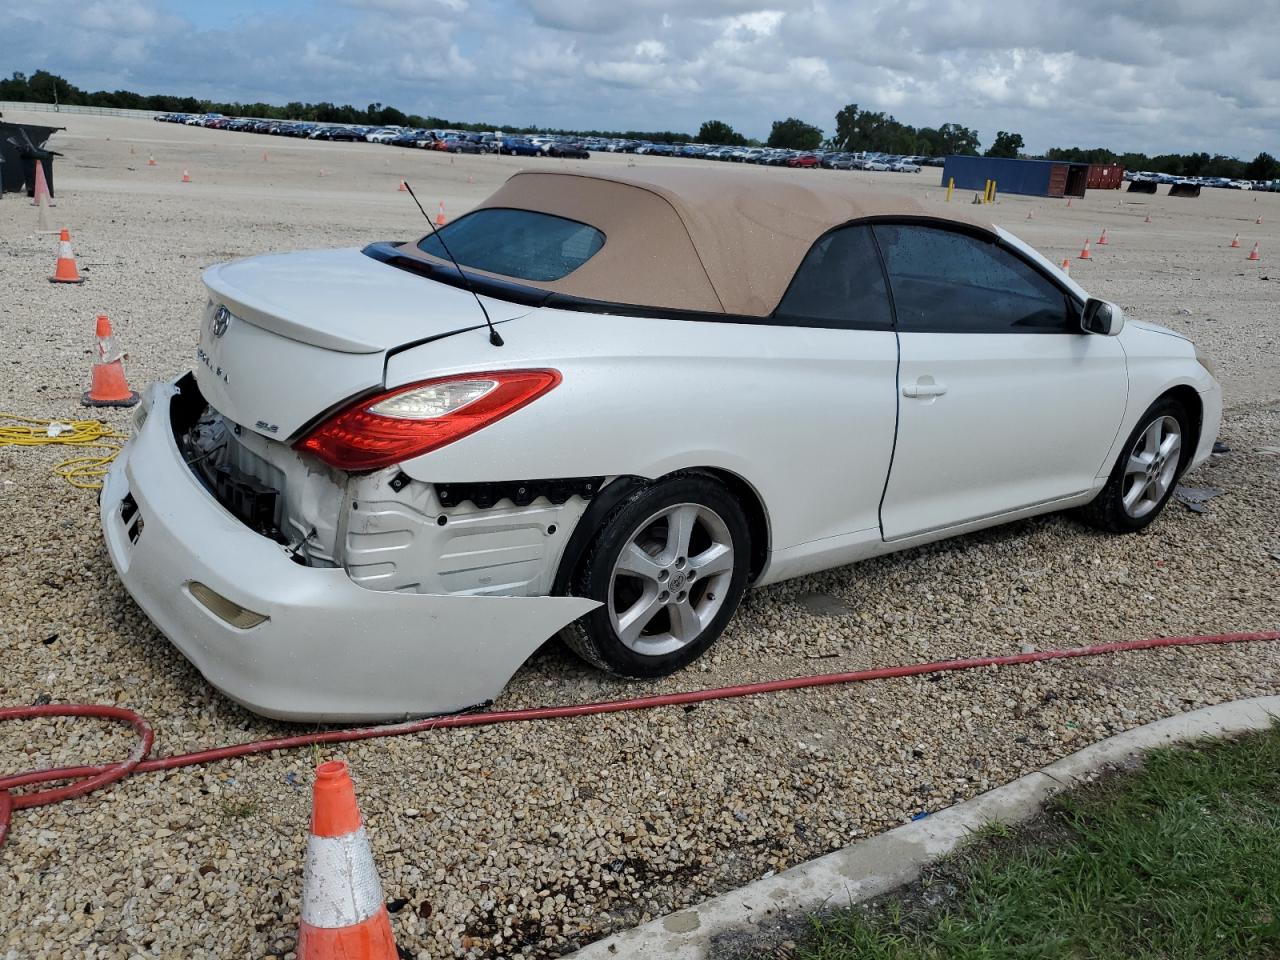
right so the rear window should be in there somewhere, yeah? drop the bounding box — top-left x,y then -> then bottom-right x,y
416,208 -> 605,282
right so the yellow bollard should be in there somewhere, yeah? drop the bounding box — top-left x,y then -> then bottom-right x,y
946,177 -> 954,202
990,180 -> 997,203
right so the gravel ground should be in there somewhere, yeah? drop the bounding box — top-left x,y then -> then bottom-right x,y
1,112 -> 1278,960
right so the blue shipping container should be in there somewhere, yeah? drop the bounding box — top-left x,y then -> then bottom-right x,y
941,156 -> 1088,198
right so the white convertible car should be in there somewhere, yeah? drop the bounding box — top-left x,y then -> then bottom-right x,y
101,168 -> 1221,721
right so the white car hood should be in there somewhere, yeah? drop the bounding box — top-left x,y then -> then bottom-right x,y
1124,318 -> 1188,341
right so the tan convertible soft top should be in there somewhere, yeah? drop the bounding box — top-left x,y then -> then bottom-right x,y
398,167 -> 996,317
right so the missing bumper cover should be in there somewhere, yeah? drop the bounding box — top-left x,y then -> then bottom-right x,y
435,477 -> 604,509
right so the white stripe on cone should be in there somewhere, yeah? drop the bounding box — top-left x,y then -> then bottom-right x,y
301,826 -> 385,928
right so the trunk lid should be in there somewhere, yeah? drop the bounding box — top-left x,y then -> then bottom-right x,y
197,247 -> 502,440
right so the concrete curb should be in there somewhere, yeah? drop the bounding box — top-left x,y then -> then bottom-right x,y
564,696 -> 1280,959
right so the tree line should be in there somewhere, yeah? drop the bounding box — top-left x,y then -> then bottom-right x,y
4,69 -> 1275,178
1043,145 -> 1278,181
0,70 -> 690,143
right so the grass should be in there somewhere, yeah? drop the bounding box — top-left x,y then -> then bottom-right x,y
792,723 -> 1280,960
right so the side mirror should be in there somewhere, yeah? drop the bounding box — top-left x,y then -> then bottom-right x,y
1081,298 -> 1124,336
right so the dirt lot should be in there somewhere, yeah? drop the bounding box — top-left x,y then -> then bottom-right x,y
1,111 -> 1277,960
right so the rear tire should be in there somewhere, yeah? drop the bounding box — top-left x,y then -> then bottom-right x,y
1079,396 -> 1189,533
562,475 -> 750,677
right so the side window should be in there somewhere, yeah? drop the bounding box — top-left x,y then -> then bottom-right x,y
872,224 -> 1072,333
774,225 -> 893,329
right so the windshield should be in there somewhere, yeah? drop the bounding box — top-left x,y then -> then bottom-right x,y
417,208 -> 605,282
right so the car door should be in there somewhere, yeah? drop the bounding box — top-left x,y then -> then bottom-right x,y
769,224 -> 900,544
875,222 -> 1127,541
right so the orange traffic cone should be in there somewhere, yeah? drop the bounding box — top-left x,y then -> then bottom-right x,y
1026,210 -> 1034,220
82,315 -> 139,407
1097,228 -> 1109,245
435,201 -> 447,226
49,229 -> 85,284
298,761 -> 397,960
1060,258 -> 1070,274
30,162 -> 55,207
319,167 -> 327,178
1144,213 -> 1151,223
147,155 -> 156,166
181,169 -> 191,183
1078,239 -> 1092,260
1256,215 -> 1263,225
1247,242 -> 1260,262
263,151 -> 269,162
1230,233 -> 1241,248
1066,197 -> 1072,207
397,179 -> 407,192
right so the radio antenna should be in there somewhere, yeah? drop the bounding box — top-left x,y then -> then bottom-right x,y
403,181 -> 503,347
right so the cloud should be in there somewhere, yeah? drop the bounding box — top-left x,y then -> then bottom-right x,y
5,0 -> 1278,156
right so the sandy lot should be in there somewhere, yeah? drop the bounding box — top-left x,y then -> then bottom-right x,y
1,111 -> 1278,959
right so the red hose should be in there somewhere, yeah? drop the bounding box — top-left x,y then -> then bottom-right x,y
2,629 -> 1277,848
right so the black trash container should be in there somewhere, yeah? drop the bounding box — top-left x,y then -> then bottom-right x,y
22,152 -> 56,198
0,120 -> 63,196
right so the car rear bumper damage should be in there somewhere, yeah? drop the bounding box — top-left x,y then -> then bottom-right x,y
100,377 -> 598,722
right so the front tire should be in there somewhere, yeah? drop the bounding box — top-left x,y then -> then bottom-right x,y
563,475 -> 751,677
1080,396 -> 1189,533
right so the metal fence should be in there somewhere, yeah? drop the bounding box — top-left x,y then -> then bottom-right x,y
0,101 -> 162,120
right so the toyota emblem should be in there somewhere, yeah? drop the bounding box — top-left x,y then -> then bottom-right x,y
212,305 -> 231,338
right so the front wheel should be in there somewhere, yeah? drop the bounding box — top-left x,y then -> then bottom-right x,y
563,475 -> 751,677
1079,396 -> 1189,533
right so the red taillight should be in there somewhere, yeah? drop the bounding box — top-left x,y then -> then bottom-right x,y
296,369 -> 561,471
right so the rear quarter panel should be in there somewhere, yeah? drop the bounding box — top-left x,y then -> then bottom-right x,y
384,308 -> 900,555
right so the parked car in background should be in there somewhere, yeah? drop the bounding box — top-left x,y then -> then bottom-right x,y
787,153 -> 820,168
891,160 -> 922,173
548,141 -> 590,159
443,136 -> 484,154
500,137 -> 542,156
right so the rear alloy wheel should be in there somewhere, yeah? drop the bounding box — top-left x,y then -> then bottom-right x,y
563,476 -> 750,677
1080,397 -> 1189,533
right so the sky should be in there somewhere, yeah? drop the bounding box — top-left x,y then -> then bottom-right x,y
6,0 -> 1279,157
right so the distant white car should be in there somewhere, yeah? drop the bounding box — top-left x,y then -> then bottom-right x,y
865,159 -> 891,171
102,168 -> 1221,721
890,161 -> 921,173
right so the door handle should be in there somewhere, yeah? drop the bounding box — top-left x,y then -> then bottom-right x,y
902,378 -> 947,399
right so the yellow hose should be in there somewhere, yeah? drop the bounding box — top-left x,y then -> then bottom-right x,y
0,413 -> 129,490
